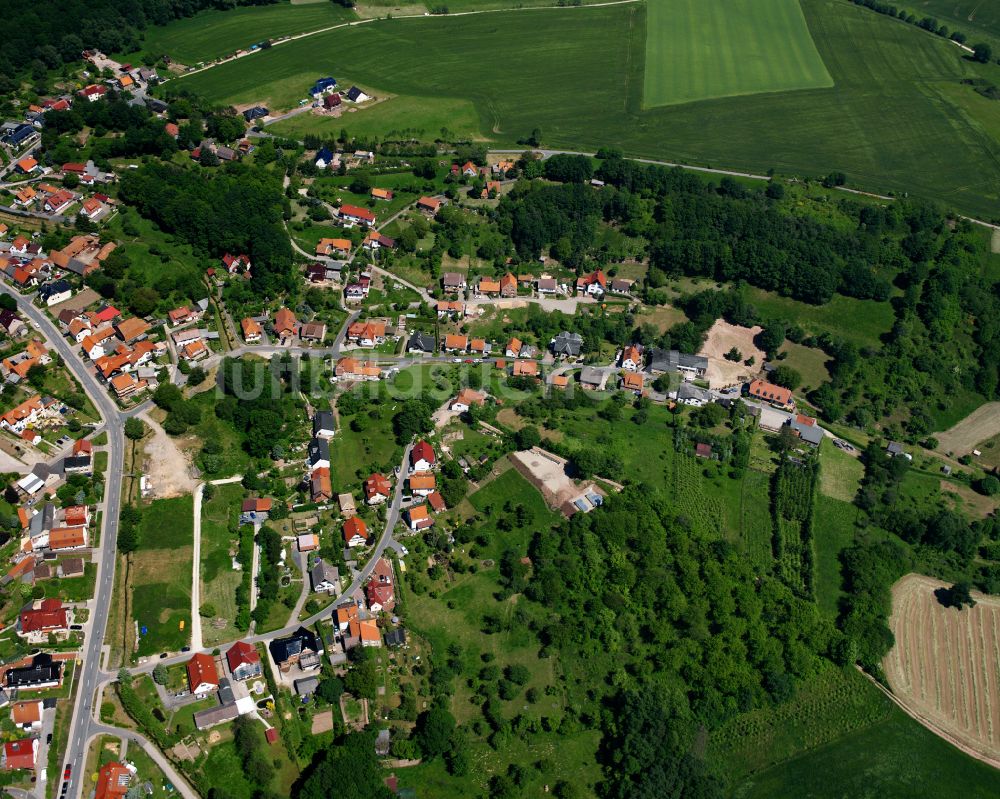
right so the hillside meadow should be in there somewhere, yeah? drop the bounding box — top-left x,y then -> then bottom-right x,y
177,0 -> 1000,218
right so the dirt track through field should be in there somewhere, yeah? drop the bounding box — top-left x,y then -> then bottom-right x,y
884,573 -> 1000,764
936,402 -> 1000,454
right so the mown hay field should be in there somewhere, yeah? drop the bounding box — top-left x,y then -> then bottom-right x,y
885,573 -> 1000,764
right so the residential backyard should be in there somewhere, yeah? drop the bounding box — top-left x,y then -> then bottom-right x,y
132,495 -> 194,655
200,483 -> 245,647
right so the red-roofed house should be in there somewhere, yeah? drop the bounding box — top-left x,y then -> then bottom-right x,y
338,204 -> 375,227
405,504 -> 433,531
367,582 -> 395,614
226,641 -> 262,681
18,598 -> 68,639
221,253 -> 251,274
1,739 -> 37,771
410,441 -> 435,472
95,762 -> 131,799
364,473 -> 391,505
186,652 -> 219,696
576,270 -> 607,296
748,379 -> 794,409
343,516 -> 368,547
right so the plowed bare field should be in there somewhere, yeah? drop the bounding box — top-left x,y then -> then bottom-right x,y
885,573 -> 1000,765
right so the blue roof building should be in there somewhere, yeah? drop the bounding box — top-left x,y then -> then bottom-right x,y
309,77 -> 337,97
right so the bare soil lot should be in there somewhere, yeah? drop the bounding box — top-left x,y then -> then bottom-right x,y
936,402 -> 1000,456
141,414 -> 197,498
697,320 -> 765,388
884,573 -> 1000,765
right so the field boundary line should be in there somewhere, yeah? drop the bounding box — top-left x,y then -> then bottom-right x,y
858,666 -> 1000,770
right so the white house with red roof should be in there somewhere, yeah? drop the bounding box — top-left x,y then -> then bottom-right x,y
226,641 -> 262,681
410,441 -> 435,473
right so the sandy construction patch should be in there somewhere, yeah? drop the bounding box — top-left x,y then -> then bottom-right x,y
884,573 -> 1000,765
697,320 -> 765,389
935,402 -> 1000,455
140,413 -> 197,499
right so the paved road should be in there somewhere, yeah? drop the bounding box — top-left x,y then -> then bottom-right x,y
87,724 -> 197,799
0,283 -> 126,799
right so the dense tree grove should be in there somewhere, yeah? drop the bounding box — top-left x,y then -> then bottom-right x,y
505,155 -> 1000,436
0,0 -> 279,86
119,161 -> 294,295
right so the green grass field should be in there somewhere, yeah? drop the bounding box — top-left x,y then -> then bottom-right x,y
915,0 -> 1000,44
644,0 -> 831,107
812,494 -> 857,617
818,440 -> 864,503
746,286 -> 896,348
200,483 -> 244,647
733,703 -> 1000,798
712,664 -> 893,781
179,0 -> 1000,219
133,496 -> 194,655
137,2 -> 355,64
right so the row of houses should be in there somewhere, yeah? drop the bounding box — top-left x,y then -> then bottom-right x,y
440,269 -> 633,299
10,179 -> 112,222
65,307 -> 163,399
1,234 -> 117,299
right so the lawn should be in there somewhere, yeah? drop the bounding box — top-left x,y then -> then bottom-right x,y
644,0 -> 831,107
200,483 -> 245,647
745,286 -> 895,348
732,704 -> 1000,798
134,1 -> 356,64
132,495 -> 194,655
179,0 -> 1000,219
812,495 -> 858,618
42,563 -> 97,602
273,95 -> 483,143
777,341 -> 831,390
818,439 -> 863,502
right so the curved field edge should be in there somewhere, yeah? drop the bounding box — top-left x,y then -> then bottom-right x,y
884,573 -> 1000,765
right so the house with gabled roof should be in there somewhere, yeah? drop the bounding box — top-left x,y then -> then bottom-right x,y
339,204 -> 375,227
226,641 -> 262,682
273,307 -> 297,341
310,560 -> 340,594
241,317 -> 262,343
747,379 -> 794,409
576,270 -> 607,296
343,516 -> 368,547
406,504 -> 433,531
186,652 -> 219,696
443,333 -> 468,353
1,738 -> 37,771
411,441 -> 435,472
620,344 -> 643,371
418,197 -> 444,215
364,473 -> 391,505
